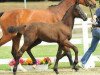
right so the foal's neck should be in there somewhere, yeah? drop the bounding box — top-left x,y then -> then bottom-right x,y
61,6 -> 75,30
48,0 -> 75,20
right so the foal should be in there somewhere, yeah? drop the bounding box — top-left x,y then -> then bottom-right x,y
8,4 -> 87,75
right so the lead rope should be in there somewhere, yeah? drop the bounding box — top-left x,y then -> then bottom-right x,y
89,7 -> 94,31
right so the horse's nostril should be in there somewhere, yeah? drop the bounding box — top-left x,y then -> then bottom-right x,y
93,3 -> 96,6
95,4 -> 96,7
93,4 -> 96,8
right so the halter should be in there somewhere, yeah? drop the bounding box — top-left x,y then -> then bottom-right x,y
76,0 -> 95,7
84,0 -> 91,6
76,0 -> 94,19
76,0 -> 79,5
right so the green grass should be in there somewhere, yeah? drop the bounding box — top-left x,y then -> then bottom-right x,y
0,44 -> 100,70
0,65 -> 10,71
0,44 -> 100,58
0,44 -> 85,58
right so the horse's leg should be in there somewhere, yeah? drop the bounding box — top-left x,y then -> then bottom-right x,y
0,34 -> 14,46
12,33 -> 22,59
53,45 -> 62,74
27,39 -> 42,64
63,39 -> 78,71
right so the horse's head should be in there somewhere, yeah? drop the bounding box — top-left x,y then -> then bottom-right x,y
73,4 -> 87,21
77,0 -> 96,8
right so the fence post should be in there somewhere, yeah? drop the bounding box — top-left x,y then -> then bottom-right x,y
24,0 -> 27,8
45,0 -> 48,1
82,20 -> 89,53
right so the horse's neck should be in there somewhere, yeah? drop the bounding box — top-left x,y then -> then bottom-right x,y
48,0 -> 75,20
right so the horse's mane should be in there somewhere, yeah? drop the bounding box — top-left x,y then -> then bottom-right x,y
49,0 -> 64,8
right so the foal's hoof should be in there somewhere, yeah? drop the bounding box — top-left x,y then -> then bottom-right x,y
53,68 -> 59,74
13,72 -> 16,75
72,67 -> 79,72
75,67 -> 79,71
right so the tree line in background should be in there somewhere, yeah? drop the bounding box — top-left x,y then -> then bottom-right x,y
0,0 -> 60,2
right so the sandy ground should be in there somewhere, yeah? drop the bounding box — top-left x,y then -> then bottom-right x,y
0,68 -> 100,75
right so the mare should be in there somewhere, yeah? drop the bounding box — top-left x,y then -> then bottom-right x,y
0,0 -> 96,67
7,4 -> 87,75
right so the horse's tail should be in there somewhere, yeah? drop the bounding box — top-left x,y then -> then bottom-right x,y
0,12 -> 4,17
7,25 -> 26,34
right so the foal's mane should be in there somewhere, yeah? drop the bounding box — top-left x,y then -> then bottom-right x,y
62,5 -> 75,21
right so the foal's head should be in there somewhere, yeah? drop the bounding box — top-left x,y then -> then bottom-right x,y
73,4 -> 87,21
62,4 -> 87,23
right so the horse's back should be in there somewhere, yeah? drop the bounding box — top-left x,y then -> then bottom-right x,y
0,8 -> 56,34
1,8 -> 56,25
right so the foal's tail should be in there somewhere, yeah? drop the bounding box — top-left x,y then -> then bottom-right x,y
0,12 -> 4,17
7,25 -> 26,34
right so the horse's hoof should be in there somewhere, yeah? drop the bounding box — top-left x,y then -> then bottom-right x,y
13,72 -> 16,75
53,68 -> 59,74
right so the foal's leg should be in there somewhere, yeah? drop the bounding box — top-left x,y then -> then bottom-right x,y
27,39 -> 42,64
63,39 -> 78,71
55,48 -> 73,67
12,33 -> 22,59
62,47 -> 73,66
53,45 -> 62,74
53,46 -> 74,74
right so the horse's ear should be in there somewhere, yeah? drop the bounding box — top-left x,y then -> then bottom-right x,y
21,24 -> 27,29
23,25 -> 26,28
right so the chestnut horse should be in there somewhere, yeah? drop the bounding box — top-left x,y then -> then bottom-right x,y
8,4 -> 87,75
0,0 -> 96,65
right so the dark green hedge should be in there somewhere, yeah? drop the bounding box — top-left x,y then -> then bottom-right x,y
0,0 -> 60,2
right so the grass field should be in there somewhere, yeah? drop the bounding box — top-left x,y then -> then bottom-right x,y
0,44 -> 100,58
0,44 -> 100,72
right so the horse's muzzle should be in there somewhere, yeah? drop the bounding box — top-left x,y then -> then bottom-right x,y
90,4 -> 96,9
